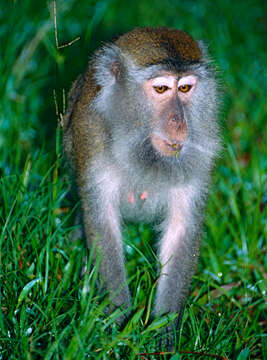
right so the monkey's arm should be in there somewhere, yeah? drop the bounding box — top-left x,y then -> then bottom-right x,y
154,184 -> 203,327
79,162 -> 131,314
64,75 -> 131,315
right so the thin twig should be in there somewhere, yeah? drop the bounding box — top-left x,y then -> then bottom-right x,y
62,88 -> 66,115
53,89 -> 64,128
58,37 -> 80,49
53,89 -> 59,117
53,0 -> 59,49
53,0 -> 80,49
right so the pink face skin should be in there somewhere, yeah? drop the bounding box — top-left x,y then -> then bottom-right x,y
143,73 -> 198,157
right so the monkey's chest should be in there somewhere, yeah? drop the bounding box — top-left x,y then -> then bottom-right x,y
120,186 -> 165,222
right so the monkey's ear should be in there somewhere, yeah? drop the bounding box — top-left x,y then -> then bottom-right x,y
111,61 -> 121,79
197,40 -> 209,58
93,45 -> 124,88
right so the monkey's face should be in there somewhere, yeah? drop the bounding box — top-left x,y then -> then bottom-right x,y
143,73 -> 197,158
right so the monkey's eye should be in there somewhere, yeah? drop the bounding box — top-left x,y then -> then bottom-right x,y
154,85 -> 169,94
178,84 -> 192,93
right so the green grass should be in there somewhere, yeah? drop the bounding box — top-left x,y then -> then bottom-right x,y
0,0 -> 266,359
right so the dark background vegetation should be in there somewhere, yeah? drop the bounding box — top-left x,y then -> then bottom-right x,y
0,0 -> 266,359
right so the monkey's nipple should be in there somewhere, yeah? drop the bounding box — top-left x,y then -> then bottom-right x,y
140,190 -> 148,200
128,193 -> 135,204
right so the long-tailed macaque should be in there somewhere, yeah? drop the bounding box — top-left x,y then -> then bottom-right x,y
63,27 -> 220,344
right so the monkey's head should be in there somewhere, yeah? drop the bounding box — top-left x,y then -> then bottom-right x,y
92,27 -> 220,179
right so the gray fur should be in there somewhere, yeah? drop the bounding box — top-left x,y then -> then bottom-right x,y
64,27 -> 220,346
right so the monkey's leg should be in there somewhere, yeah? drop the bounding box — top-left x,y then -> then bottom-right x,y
154,187 -> 202,345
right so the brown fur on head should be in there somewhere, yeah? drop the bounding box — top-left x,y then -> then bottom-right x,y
115,27 -> 201,67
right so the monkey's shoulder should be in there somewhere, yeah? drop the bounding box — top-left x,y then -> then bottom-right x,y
64,65 -> 101,125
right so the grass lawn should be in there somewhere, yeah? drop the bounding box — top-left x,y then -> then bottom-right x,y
0,1 -> 266,359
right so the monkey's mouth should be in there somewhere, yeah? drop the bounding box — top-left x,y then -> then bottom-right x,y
151,134 -> 184,157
